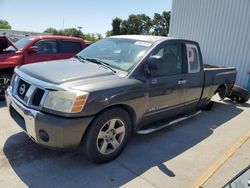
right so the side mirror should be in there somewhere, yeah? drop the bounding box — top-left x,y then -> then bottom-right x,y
28,46 -> 38,54
145,55 -> 162,76
148,55 -> 162,70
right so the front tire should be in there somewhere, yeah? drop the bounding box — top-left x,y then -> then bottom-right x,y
202,101 -> 214,111
82,108 -> 132,163
0,73 -> 12,101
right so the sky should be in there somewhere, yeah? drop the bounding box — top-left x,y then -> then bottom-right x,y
0,0 -> 172,36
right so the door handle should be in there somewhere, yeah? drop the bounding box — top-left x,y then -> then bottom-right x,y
178,79 -> 187,85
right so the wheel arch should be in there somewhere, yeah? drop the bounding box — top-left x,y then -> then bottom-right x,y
215,83 -> 229,99
80,104 -> 137,145
95,104 -> 136,130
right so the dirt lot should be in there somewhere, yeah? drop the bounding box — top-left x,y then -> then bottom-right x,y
0,96 -> 250,188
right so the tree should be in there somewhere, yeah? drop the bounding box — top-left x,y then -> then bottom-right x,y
84,33 -> 102,42
96,33 -> 103,40
106,11 -> 171,37
106,30 -> 112,37
57,29 -> 65,36
120,14 -> 152,35
43,27 -> 58,35
43,27 -> 102,42
0,19 -> 12,29
64,28 -> 83,37
152,11 -> 171,36
111,17 -> 122,35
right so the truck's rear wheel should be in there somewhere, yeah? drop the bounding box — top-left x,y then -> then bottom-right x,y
217,84 -> 227,100
82,108 -> 132,163
0,73 -> 12,101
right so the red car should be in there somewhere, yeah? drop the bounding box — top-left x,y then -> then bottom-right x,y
0,35 -> 86,99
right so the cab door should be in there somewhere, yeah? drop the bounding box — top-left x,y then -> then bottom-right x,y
24,39 -> 59,64
146,42 -> 187,118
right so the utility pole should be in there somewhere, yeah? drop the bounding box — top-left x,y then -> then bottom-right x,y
62,18 -> 65,30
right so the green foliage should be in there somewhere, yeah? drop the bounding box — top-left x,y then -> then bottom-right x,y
152,11 -> 171,36
43,27 -> 102,42
64,28 -> 83,38
84,33 -> 102,42
121,14 -> 152,35
106,30 -> 113,37
112,17 -> 122,35
108,11 -> 171,36
0,19 -> 12,29
43,27 -> 58,35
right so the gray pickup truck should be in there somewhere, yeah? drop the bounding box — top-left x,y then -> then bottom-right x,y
6,35 -> 237,163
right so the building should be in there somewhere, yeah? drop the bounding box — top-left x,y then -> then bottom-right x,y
169,0 -> 250,89
0,29 -> 48,42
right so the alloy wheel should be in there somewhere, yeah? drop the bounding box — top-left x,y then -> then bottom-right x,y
96,118 -> 126,155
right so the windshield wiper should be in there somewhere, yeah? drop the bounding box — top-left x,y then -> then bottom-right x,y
74,55 -> 87,63
84,58 -> 117,73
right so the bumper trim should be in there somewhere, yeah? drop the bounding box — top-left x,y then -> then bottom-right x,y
6,88 -> 38,141
6,88 -> 94,149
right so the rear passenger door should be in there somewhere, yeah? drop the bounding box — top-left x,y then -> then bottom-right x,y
58,40 -> 83,59
184,43 -> 204,111
25,39 -> 59,64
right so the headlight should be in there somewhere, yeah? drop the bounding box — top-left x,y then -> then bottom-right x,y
43,90 -> 89,113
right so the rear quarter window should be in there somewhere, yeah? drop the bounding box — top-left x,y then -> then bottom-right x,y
186,44 -> 200,73
60,40 -> 82,53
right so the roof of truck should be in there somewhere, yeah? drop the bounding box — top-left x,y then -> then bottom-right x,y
109,35 -> 178,43
28,35 -> 85,41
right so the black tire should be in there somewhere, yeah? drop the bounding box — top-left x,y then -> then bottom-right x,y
217,85 -> 227,100
228,85 -> 250,103
202,101 -> 214,111
230,95 -> 248,103
82,108 -> 132,163
0,72 -> 13,101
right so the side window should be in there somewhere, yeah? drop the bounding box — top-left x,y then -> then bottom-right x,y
186,44 -> 200,73
33,40 -> 58,54
60,40 -> 82,53
153,43 -> 183,76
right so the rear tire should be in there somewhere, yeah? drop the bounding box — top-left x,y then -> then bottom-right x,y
0,72 -> 12,101
217,84 -> 227,100
82,108 -> 132,163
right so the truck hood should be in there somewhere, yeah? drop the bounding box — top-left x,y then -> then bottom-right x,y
18,59 -> 123,85
0,36 -> 18,51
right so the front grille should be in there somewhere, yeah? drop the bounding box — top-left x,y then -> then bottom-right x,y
32,88 -> 45,106
17,79 -> 30,100
12,75 -> 46,109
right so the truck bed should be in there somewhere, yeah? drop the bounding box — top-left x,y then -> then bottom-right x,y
201,66 -> 237,102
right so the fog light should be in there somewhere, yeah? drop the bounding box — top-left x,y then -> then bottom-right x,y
38,130 -> 49,142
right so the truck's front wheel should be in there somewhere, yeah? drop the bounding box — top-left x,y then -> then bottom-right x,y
0,73 -> 12,101
82,108 -> 132,163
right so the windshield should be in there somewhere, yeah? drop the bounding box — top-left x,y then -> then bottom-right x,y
77,38 -> 153,72
6,37 -> 31,51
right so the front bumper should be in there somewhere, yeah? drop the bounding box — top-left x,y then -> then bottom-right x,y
5,88 -> 94,149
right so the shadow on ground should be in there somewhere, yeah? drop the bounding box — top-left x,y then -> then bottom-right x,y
0,101 -> 6,108
2,101 -> 243,188
223,99 -> 250,108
